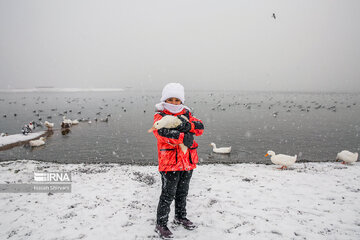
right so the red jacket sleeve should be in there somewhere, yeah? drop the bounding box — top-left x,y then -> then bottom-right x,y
152,113 -> 185,145
188,113 -> 204,136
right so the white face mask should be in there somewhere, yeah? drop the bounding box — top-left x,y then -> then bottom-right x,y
163,102 -> 184,113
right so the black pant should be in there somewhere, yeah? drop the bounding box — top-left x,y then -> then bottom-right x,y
156,170 -> 193,226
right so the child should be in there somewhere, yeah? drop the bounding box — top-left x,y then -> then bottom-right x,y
152,83 -> 204,239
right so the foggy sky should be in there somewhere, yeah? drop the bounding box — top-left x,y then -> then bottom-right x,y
1,0 -> 360,92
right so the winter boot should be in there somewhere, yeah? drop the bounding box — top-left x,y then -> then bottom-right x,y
174,217 -> 197,230
155,224 -> 174,239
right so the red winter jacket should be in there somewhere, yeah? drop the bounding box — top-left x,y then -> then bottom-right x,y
152,108 -> 204,172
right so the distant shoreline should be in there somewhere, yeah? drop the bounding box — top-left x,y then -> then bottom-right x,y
0,88 -> 359,94
0,88 -> 124,93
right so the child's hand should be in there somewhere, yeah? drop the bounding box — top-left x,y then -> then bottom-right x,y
183,133 -> 194,148
176,116 -> 191,132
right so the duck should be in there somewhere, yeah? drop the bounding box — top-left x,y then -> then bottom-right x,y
63,116 -> 73,123
21,124 -> 31,135
34,121 -> 43,127
28,121 -> 35,131
210,143 -> 231,154
336,150 -> 358,164
148,115 -> 188,132
78,117 -> 89,122
62,116 -> 72,124
148,115 -> 189,154
44,121 -> 54,129
61,116 -> 72,128
100,117 -> 108,122
265,150 -> 297,169
29,137 -> 46,147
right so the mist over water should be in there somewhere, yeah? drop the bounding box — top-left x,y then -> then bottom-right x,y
1,1 -> 360,92
1,90 -> 359,164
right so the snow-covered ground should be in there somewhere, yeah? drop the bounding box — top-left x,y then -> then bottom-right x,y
0,160 -> 359,240
0,131 -> 46,149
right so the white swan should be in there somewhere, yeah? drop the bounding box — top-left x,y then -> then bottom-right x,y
336,150 -> 358,164
29,137 -> 46,147
148,115 -> 189,154
210,143 -> 231,154
265,150 -> 297,169
44,121 -> 54,129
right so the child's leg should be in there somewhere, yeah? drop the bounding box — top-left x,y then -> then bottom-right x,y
174,170 -> 193,219
156,171 -> 180,226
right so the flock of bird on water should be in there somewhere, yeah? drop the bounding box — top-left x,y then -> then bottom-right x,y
0,93 -> 358,168
148,112 -> 358,169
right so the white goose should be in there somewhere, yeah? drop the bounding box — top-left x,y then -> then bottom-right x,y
44,121 -> 54,129
61,116 -> 72,128
62,116 -> 72,124
336,150 -> 358,164
148,115 -> 189,154
265,150 -> 297,169
29,137 -> 46,147
210,143 -> 231,154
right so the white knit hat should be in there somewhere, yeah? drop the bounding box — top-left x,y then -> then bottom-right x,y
160,83 -> 185,103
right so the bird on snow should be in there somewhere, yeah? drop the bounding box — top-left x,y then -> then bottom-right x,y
148,115 -> 189,154
29,137 -> 46,147
21,125 -> 31,135
265,150 -> 297,169
210,143 -> 232,154
28,121 -> 35,131
336,150 -> 358,164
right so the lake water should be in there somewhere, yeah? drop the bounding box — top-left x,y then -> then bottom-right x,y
0,90 -> 359,164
